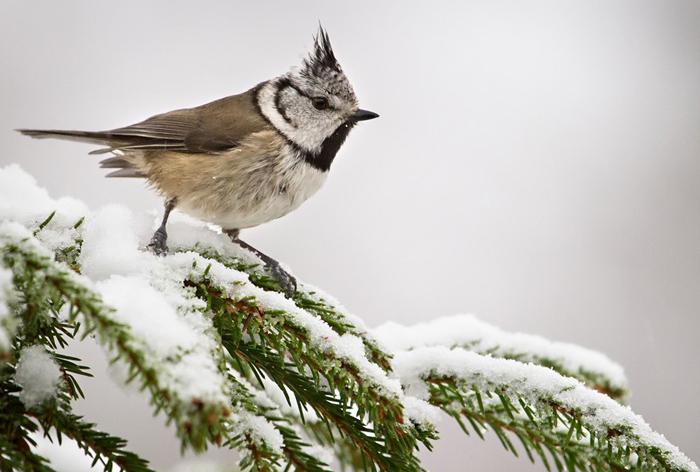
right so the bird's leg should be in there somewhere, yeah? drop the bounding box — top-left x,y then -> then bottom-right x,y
147,198 -> 176,256
224,229 -> 297,297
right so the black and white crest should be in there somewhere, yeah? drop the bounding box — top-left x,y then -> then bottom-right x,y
296,26 -> 357,102
302,27 -> 342,77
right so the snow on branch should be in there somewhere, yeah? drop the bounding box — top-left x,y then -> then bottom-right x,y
375,314 -> 628,400
227,370 -> 334,471
14,345 -> 62,408
0,164 -> 696,472
165,221 -> 392,372
394,346 -> 697,472
0,223 -> 233,448
181,254 -> 435,470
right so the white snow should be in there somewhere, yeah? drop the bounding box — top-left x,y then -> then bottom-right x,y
0,166 -> 231,415
0,220 -> 55,259
96,273 -> 228,405
79,205 -> 154,280
14,345 -> 62,408
374,314 -> 627,392
230,410 -> 285,453
228,369 -> 330,461
245,290 -> 402,396
166,216 -> 261,266
402,396 -> 441,427
393,346 -> 698,472
99,276 -> 198,354
171,251 -> 404,399
0,164 -> 87,253
69,203 -> 229,407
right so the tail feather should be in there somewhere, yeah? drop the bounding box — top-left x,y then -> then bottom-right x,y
98,154 -> 145,178
88,147 -> 116,155
17,128 -> 187,152
18,129 -> 147,179
98,156 -> 130,168
16,129 -> 117,145
104,169 -> 145,178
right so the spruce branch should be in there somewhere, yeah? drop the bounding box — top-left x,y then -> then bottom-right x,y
374,315 -> 628,401
3,221 -> 324,469
232,342 -> 403,471
209,290 -> 405,470
227,371 -> 333,472
293,284 -> 390,372
180,257 -> 433,471
183,244 -> 391,371
1,241 -> 91,404
0,436 -> 56,472
0,229 -> 230,452
3,364 -> 148,472
394,346 -> 697,472
0,385 -> 56,472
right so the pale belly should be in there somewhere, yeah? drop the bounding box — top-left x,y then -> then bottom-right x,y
177,158 -> 328,230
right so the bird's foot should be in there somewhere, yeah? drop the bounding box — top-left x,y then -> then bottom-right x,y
147,228 -> 169,256
267,261 -> 297,298
225,231 -> 297,298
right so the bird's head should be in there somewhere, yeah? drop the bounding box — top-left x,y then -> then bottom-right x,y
257,26 -> 378,169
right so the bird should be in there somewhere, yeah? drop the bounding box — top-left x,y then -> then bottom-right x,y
17,26 -> 378,297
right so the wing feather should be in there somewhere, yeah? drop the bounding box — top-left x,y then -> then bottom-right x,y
19,84 -> 272,156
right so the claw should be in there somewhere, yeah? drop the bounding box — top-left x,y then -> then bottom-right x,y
147,228 -> 168,256
224,231 -> 297,298
268,262 -> 297,298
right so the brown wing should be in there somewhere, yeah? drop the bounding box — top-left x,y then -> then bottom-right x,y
95,84 -> 271,154
19,83 -> 271,155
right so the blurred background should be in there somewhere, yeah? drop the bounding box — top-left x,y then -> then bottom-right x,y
1,0 -> 699,470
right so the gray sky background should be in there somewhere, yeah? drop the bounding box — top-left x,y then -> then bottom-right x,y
1,1 -> 699,470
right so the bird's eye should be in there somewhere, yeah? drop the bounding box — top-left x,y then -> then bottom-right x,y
312,96 -> 329,110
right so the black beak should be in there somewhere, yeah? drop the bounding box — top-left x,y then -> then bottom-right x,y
352,109 -> 379,122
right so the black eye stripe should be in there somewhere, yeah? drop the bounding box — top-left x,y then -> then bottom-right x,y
276,77 -> 338,117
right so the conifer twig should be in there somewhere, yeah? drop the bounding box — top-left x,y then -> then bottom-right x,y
394,346 -> 697,472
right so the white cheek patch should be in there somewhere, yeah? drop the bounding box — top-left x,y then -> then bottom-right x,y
258,82 -> 301,144
258,81 -> 341,154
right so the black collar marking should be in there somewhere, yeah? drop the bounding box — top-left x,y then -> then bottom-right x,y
291,120 -> 356,172
255,81 -> 355,172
